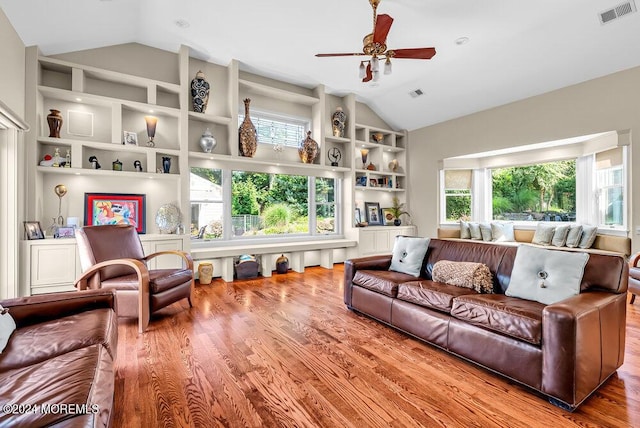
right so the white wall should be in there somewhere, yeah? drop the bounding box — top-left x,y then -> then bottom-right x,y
409,65 -> 640,252
0,7 -> 25,117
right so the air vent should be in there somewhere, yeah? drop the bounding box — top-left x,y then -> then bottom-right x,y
409,89 -> 424,98
599,0 -> 637,24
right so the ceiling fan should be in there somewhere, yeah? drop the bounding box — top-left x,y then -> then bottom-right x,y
315,0 -> 436,83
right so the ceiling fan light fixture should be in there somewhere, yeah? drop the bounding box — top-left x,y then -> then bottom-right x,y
358,61 -> 366,79
371,56 -> 380,72
384,57 -> 392,75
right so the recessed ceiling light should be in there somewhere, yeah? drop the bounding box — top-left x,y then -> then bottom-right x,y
175,19 -> 190,29
455,37 -> 470,45
409,88 -> 424,98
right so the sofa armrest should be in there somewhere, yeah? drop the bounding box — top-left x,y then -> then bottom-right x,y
144,250 -> 194,271
0,289 -> 116,328
344,255 -> 392,306
541,291 -> 626,407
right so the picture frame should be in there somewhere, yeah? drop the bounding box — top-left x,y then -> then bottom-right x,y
369,179 -> 378,187
364,202 -> 382,225
54,226 -> 76,238
23,221 -> 45,240
123,131 -> 138,146
381,208 -> 396,226
84,193 -> 146,233
354,208 -> 362,225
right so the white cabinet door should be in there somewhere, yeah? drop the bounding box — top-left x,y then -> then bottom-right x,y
358,226 -> 417,256
28,242 -> 79,295
150,239 -> 185,269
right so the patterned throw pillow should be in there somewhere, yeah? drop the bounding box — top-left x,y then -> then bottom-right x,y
432,260 -> 494,294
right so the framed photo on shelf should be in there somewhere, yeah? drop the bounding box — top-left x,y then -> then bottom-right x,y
123,131 -> 138,146
23,221 -> 45,240
365,202 -> 382,225
54,226 -> 75,238
369,179 -> 377,187
84,193 -> 146,233
354,208 -> 362,225
381,208 -> 396,226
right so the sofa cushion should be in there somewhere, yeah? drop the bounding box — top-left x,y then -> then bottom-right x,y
432,260 -> 493,294
389,236 -> 430,277
0,345 -> 113,427
506,245 -> 589,305
0,306 -> 16,353
0,308 -> 117,372
353,270 -> 415,297
397,280 -> 478,313
451,294 -> 545,345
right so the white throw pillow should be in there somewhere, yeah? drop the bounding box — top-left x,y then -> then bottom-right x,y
460,220 -> 471,239
389,236 -> 430,277
565,224 -> 583,248
579,225 -> 598,249
469,222 -> 482,240
479,223 -> 493,242
0,305 -> 17,353
551,224 -> 570,247
491,222 -> 515,242
506,245 -> 589,305
532,224 -> 556,245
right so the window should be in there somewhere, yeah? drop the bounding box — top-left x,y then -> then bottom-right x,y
315,177 -> 336,234
239,111 -> 308,148
443,170 -> 472,221
596,148 -> 624,226
491,160 -> 576,222
190,168 -> 223,240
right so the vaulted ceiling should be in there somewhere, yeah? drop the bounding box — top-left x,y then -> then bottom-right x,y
2,0 -> 639,131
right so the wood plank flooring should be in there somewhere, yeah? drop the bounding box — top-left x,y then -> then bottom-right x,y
114,265 -> 640,427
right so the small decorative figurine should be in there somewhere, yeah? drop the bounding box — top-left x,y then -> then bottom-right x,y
88,156 -> 101,169
112,159 -> 122,171
133,160 -> 143,172
64,149 -> 71,168
52,148 -> 61,167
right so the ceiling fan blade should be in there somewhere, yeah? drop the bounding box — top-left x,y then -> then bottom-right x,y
389,48 -> 436,59
362,63 -> 373,82
373,14 -> 394,44
316,53 -> 364,57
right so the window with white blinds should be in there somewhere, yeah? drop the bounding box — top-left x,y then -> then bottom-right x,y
238,111 -> 308,148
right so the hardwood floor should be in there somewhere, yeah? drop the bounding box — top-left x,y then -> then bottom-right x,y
114,265 -> 640,427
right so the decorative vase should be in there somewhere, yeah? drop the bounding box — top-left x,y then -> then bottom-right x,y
47,109 -> 63,138
162,156 -> 171,173
389,159 -> 399,172
112,159 -> 122,171
276,254 -> 289,274
239,98 -> 257,157
199,128 -> 217,153
371,132 -> 384,143
331,107 -> 347,138
298,131 -> 318,164
190,70 -> 210,113
394,219 -> 402,226
198,262 -> 214,285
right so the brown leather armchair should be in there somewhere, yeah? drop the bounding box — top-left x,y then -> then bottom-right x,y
630,253 -> 640,304
74,224 -> 194,333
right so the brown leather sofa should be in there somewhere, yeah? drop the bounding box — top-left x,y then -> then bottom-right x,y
0,289 -> 117,427
628,253 -> 640,304
344,238 -> 628,410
